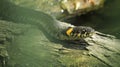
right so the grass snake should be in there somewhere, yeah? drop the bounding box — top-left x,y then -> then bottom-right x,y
0,0 -> 95,41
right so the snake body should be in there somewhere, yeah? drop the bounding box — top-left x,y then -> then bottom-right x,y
0,0 -> 94,40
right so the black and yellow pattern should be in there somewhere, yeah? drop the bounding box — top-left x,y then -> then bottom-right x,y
66,26 -> 95,38
66,27 -> 73,36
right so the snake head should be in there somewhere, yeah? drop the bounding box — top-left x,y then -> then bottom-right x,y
66,26 -> 95,38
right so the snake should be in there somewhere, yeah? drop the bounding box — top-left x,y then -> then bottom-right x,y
0,0 -> 95,41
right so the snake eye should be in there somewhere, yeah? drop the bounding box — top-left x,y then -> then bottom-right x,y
81,30 -> 86,34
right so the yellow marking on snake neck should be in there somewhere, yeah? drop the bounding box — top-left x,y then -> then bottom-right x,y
83,32 -> 87,37
77,33 -> 81,37
66,27 -> 73,36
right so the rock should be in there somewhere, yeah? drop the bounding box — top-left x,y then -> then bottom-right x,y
9,0 -> 105,19
61,0 -> 104,13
